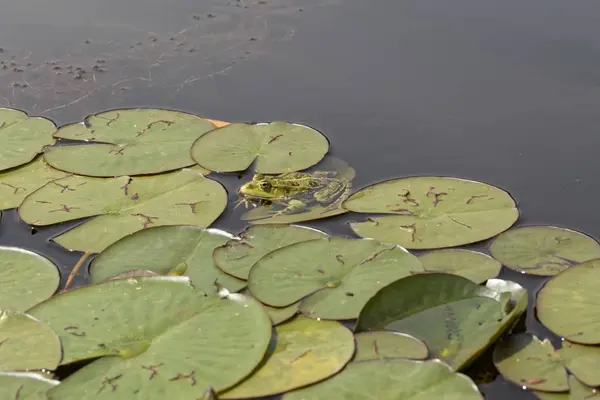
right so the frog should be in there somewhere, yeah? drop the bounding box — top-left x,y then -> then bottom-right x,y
236,170 -> 351,216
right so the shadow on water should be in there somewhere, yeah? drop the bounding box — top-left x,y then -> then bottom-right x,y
3,0 -> 600,398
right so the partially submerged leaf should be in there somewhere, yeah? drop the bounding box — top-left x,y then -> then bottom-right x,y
418,249 -> 502,283
221,316 -> 354,399
537,259 -> 600,344
19,167 -> 227,253
493,333 -> 568,392
343,177 -> 518,249
91,225 -> 245,293
533,375 -> 599,400
557,341 -> 600,387
0,156 -> 69,210
0,310 -> 62,371
191,122 -> 329,173
214,225 -> 327,280
353,331 -> 428,361
248,237 -> 423,319
0,108 -> 56,172
283,359 -> 483,400
0,372 -> 59,400
0,246 -> 60,312
43,108 -> 215,177
489,226 -> 600,276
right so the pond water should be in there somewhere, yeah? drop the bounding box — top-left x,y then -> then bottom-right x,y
3,0 -> 600,398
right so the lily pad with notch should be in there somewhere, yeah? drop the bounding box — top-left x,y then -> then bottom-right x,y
533,375 -> 598,400
488,226 -> 600,276
556,340 -> 600,387
43,108 -> 216,177
190,122 -> 329,174
343,176 -> 519,249
0,372 -> 59,400
18,167 -> 227,253
418,249 -> 502,283
353,331 -> 428,362
248,237 -> 424,320
0,108 -> 56,172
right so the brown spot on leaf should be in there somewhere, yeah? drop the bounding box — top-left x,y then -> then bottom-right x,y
53,182 -> 75,193
175,201 -> 207,214
289,349 -> 311,363
169,371 -> 197,386
142,363 -> 165,380
447,216 -> 471,229
465,194 -> 489,204
97,374 -> 122,394
49,204 -> 79,213
336,255 -> 345,265
426,187 -> 448,206
0,182 -> 26,194
268,134 -> 283,144
131,213 -> 159,229
109,147 -> 125,156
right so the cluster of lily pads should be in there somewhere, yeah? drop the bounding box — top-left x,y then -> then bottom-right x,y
1,107 -> 599,399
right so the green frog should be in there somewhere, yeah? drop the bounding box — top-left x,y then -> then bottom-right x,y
237,171 -> 351,216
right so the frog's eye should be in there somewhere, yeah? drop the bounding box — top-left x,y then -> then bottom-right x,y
259,181 -> 271,190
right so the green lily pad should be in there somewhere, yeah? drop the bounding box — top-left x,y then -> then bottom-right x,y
248,237 -> 423,319
493,333 -> 568,392
43,109 -> 215,177
0,156 -> 70,210
240,289 -> 299,326
0,310 -> 62,371
418,249 -> 502,283
0,246 -> 60,312
0,372 -> 59,400
283,359 -> 483,400
353,331 -> 428,361
534,375 -> 598,400
90,225 -> 245,293
28,276 -> 272,397
557,341 -> 600,387
214,225 -> 327,280
190,122 -> 329,173
19,167 -> 227,253
221,315 -> 354,399
0,108 -> 56,172
537,259 -> 600,344
489,226 -> 600,276
343,177 -> 519,249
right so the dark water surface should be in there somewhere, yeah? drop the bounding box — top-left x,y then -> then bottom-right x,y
3,0 -> 600,398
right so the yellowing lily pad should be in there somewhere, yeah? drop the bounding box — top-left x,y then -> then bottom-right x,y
191,122 -> 329,173
19,167 -> 227,253
557,340 -> 600,387
354,331 -> 428,361
248,237 -> 423,320
343,177 -> 519,249
489,226 -> 600,276
418,249 -> 502,283
0,108 -> 56,172
0,372 -> 59,400
221,316 -> 355,399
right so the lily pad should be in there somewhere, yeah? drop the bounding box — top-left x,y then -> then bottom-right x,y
0,108 -> 56,172
90,225 -> 245,293
19,167 -> 227,253
488,226 -> 600,276
28,276 -> 272,397
534,375 -> 598,400
221,316 -> 355,399
0,246 -> 60,312
283,359 -> 483,400
248,237 -> 423,319
0,310 -> 62,371
493,333 -> 568,392
0,156 -> 70,210
0,372 -> 59,400
418,249 -> 502,283
353,331 -> 428,361
240,289 -> 299,326
214,225 -> 327,280
557,341 -> 600,387
537,259 -> 600,344
43,108 -> 216,177
190,122 -> 329,174
343,177 -> 518,249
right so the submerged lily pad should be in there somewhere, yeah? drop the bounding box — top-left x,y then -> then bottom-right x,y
249,237 -> 423,320
0,108 -> 56,172
489,226 -> 600,276
557,340 -> 600,387
493,334 -> 568,392
418,249 -> 502,283
343,177 -> 518,249
28,277 -> 272,398
0,156 -> 70,210
221,316 -> 354,399
537,259 -> 600,344
214,225 -> 327,280
0,372 -> 59,400
0,310 -> 62,371
90,225 -> 245,293
353,331 -> 428,361
0,246 -> 60,312
191,122 -> 329,173
283,359 -> 483,400
43,109 -> 216,177
19,167 -> 227,253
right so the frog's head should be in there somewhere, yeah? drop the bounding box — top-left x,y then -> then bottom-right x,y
237,173 -> 280,201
